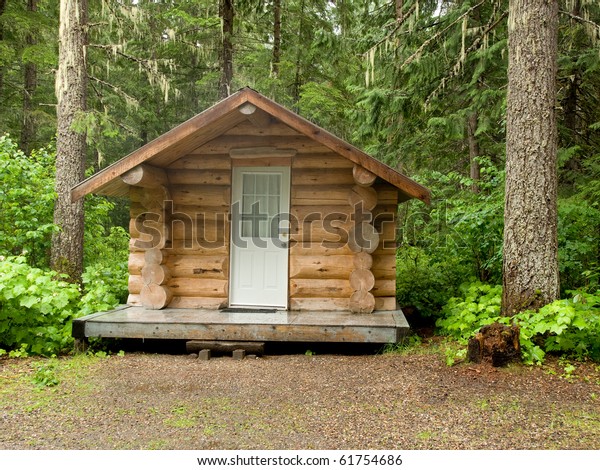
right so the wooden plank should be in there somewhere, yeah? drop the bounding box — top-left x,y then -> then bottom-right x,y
291,168 -> 354,186
171,185 -> 230,207
292,154 -> 353,169
290,218 -> 352,244
129,275 -> 229,297
289,241 -> 353,256
192,135 -> 332,155
167,154 -> 231,170
168,296 -> 228,309
168,278 -> 228,297
375,297 -> 397,311
83,320 -> 399,343
224,120 -> 300,137
186,340 -> 265,354
229,146 -> 297,159
77,305 -> 409,342
289,255 -> 354,280
167,255 -> 228,279
292,185 -> 351,206
372,279 -> 396,297
167,169 -> 230,185
121,164 -> 169,188
230,156 -> 293,167
289,297 -> 350,311
169,218 -> 229,242
290,279 -> 352,298
291,205 -> 352,222
164,239 -> 229,256
372,254 -> 396,280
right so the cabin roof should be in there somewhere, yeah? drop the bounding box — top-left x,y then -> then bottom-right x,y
71,87 -> 430,204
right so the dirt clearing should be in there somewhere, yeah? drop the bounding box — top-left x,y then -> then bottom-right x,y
1,347 -> 599,450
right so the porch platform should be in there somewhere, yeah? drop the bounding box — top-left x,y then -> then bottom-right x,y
72,306 -> 409,344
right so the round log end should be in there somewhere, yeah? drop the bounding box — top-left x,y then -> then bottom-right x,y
141,285 -> 173,310
349,290 -> 376,314
350,269 -> 376,291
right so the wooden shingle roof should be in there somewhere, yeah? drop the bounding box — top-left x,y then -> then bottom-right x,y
71,87 -> 430,204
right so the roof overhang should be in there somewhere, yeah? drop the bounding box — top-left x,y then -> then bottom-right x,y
71,87 -> 430,204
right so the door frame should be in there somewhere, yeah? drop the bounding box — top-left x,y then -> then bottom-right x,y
228,166 -> 291,309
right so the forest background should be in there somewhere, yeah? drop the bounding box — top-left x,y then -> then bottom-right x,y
0,0 -> 599,363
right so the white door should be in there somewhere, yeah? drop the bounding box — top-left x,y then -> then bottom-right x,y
230,167 -> 290,308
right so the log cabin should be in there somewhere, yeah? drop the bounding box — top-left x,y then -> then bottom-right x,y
71,88 -> 430,347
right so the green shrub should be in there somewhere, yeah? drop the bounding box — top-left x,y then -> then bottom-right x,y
436,282 -> 600,364
396,246 -> 470,317
0,136 -> 56,267
0,256 -> 80,355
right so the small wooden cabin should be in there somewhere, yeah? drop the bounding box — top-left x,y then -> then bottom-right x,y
72,88 -> 430,345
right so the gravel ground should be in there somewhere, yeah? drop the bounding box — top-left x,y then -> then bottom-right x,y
1,346 -> 600,450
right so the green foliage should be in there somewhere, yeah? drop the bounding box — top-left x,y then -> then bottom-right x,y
437,282 -> 600,364
0,136 -> 56,267
31,360 -> 60,388
0,256 -> 80,355
558,194 -> 600,292
382,334 -> 422,355
395,246 -> 468,317
436,282 -> 502,339
396,158 -> 504,317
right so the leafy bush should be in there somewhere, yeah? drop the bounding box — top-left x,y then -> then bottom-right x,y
396,159 -> 504,317
437,282 -> 600,364
396,246 -> 469,317
0,135 -> 56,267
0,254 -> 127,355
0,256 -> 80,355
557,195 -> 600,292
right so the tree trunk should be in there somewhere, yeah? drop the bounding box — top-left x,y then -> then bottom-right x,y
0,0 -> 7,96
467,111 -> 480,193
20,0 -> 37,154
51,0 -> 88,282
292,0 -> 306,107
502,0 -> 559,315
395,0 -> 403,20
218,0 -> 234,99
272,0 -> 281,78
561,0 -> 582,174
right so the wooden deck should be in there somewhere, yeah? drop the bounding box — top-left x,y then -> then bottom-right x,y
72,306 -> 409,344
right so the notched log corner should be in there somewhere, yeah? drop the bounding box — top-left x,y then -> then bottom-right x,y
467,322 -> 521,367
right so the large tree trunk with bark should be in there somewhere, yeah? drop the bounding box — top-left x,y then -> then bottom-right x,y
218,0 -> 234,99
20,0 -> 37,154
502,0 -> 560,315
51,0 -> 88,282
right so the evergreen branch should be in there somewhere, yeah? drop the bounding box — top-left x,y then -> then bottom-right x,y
559,9 -> 600,32
400,0 -> 485,70
365,3 -> 418,56
88,75 -> 139,108
426,8 -> 508,105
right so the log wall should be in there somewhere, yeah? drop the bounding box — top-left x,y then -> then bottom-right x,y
127,117 -> 398,312
289,153 -> 398,312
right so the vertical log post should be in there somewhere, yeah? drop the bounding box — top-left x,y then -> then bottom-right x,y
348,165 -> 379,313
122,165 -> 173,309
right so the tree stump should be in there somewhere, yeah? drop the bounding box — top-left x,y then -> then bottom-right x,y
467,322 -> 521,367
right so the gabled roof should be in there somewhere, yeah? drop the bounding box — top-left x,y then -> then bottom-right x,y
71,87 -> 430,204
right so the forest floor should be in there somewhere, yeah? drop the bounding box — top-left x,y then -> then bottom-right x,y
1,339 -> 600,450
